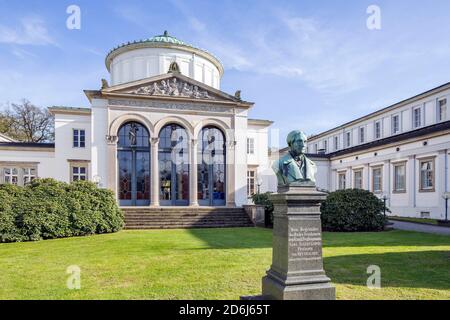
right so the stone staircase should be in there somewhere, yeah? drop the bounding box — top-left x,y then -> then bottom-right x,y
122,207 -> 255,229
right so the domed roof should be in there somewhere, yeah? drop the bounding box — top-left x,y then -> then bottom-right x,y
105,31 -> 223,75
146,30 -> 188,46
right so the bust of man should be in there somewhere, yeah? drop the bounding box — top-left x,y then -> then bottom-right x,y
272,130 -> 317,186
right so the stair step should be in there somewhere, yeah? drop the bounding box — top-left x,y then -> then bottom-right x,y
121,206 -> 253,229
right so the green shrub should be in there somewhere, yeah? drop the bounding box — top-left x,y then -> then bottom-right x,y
0,178 -> 123,242
320,189 -> 388,232
0,184 -> 24,242
251,192 -> 274,225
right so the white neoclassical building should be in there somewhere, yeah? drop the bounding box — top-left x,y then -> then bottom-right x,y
0,32 -> 273,213
299,83 -> 450,220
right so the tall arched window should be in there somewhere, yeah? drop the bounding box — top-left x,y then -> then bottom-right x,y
158,124 -> 189,206
197,126 -> 226,206
117,122 -> 150,206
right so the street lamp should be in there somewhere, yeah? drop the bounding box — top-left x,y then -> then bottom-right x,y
443,192 -> 450,221
257,176 -> 263,194
382,194 -> 389,219
93,175 -> 102,188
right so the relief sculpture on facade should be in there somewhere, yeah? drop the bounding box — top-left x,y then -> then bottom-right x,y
130,77 -> 214,100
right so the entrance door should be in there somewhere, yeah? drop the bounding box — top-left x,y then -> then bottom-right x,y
197,126 -> 226,206
117,122 -> 150,206
158,124 -> 189,206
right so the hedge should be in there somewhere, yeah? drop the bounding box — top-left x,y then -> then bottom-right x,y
320,189 -> 388,232
0,178 -> 123,243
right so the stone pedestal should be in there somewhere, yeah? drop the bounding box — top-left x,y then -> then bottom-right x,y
262,185 -> 335,300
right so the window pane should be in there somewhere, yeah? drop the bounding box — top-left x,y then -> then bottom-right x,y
73,130 -> 79,147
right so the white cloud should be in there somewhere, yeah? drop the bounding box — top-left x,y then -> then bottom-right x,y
0,16 -> 56,46
10,47 -> 37,60
171,7 -> 388,96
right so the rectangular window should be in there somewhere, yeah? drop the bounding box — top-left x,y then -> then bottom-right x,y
392,115 -> 400,134
419,159 -> 435,192
1,164 -> 38,186
393,162 -> 406,192
338,173 -> 346,190
4,168 -> 19,185
374,121 -> 381,139
247,170 -> 256,197
372,167 -> 382,193
314,144 -> 318,154
323,140 -> 327,153
413,107 -> 422,128
72,166 -> 87,181
359,127 -> 365,144
334,136 -> 339,151
247,138 -> 255,155
73,129 -> 86,148
438,98 -> 447,122
22,168 -> 36,185
353,170 -> 363,189
345,132 -> 351,148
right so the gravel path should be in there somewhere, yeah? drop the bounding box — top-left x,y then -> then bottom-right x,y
389,220 -> 450,236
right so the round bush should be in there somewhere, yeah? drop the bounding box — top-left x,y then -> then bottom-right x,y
320,189 -> 388,232
0,178 -> 123,242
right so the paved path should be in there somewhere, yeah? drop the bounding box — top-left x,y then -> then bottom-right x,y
389,220 -> 450,236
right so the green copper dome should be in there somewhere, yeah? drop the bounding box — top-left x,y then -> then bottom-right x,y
145,30 -> 188,46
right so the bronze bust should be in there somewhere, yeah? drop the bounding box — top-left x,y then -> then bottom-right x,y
272,130 -> 317,186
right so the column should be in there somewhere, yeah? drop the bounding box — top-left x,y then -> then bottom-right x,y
330,169 -> 337,191
189,139 -> 199,207
437,150 -> 447,214
383,160 -> 391,206
347,167 -> 352,189
364,163 -> 370,190
106,135 -> 118,197
150,137 -> 160,207
226,140 -> 236,207
408,155 -> 416,208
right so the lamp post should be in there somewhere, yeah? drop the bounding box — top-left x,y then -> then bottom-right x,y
382,194 -> 389,219
443,193 -> 450,221
257,177 -> 262,195
93,175 -> 102,188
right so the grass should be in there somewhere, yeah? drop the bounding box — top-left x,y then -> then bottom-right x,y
0,228 -> 449,300
389,216 -> 439,225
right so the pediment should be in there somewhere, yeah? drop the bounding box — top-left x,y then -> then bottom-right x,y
103,73 -> 240,103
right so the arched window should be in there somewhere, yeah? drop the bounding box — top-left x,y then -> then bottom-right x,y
197,126 -> 226,206
158,124 -> 189,206
117,122 -> 150,206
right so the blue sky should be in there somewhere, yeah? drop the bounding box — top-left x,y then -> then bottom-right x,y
0,0 -> 449,146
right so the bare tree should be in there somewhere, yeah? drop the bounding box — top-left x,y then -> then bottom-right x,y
1,100 -> 54,142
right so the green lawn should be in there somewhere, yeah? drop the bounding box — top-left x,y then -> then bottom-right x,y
0,228 -> 449,300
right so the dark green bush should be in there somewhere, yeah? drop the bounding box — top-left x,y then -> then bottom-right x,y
251,192 -> 274,225
0,184 -> 24,242
0,178 -> 123,242
320,189 -> 388,232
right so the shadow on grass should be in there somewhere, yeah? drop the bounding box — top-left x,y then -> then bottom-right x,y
322,230 -> 450,248
186,228 -> 450,250
324,250 -> 450,291
186,227 -> 272,249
